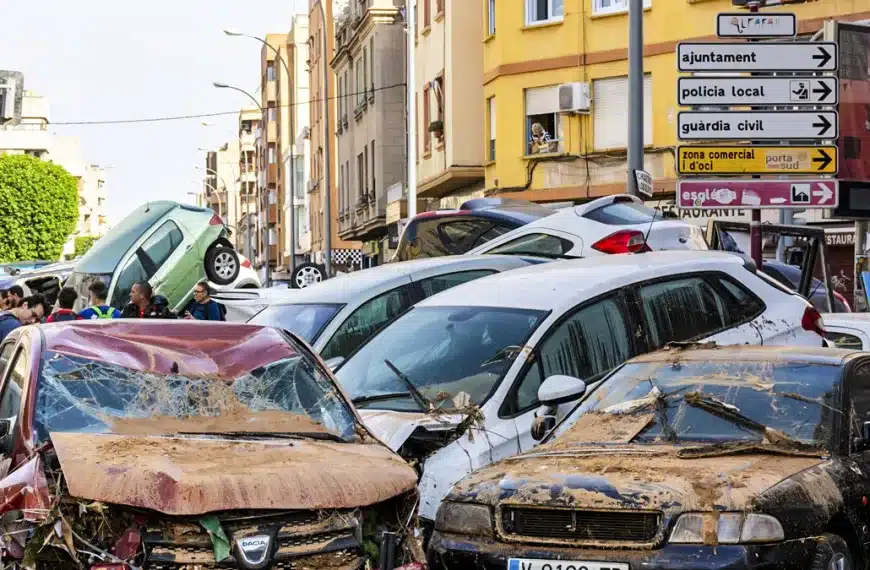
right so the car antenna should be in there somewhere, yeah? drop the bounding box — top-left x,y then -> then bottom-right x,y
642,193 -> 663,254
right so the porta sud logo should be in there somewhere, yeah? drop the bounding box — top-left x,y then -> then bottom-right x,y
682,187 -> 737,207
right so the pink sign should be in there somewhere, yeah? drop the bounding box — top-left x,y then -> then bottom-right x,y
677,179 -> 839,210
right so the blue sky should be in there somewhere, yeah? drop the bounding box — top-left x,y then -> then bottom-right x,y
0,0 -> 305,223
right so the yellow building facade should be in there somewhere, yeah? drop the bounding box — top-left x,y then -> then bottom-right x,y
482,0 -> 870,203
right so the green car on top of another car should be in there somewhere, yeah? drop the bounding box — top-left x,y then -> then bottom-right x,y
66,201 -> 240,312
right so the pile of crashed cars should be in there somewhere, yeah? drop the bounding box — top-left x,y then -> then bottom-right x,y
0,194 -> 867,570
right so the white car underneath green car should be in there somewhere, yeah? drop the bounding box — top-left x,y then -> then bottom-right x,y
66,201 -> 241,312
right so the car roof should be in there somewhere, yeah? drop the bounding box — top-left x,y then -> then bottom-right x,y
37,320 -> 298,379
267,255 -> 531,305
416,251 -> 748,311
74,201 -> 179,275
631,344 -> 861,366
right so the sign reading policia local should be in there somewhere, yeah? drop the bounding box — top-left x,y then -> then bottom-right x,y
676,11 -> 839,211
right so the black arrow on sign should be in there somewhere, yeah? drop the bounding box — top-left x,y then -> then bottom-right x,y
813,149 -> 833,171
813,46 -> 832,68
812,80 -> 833,101
812,115 -> 833,136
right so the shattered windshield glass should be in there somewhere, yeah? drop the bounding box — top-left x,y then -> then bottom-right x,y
548,359 -> 841,448
337,306 -> 547,411
35,350 -> 359,442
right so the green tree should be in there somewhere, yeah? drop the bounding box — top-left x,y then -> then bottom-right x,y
73,235 -> 97,257
0,154 -> 79,261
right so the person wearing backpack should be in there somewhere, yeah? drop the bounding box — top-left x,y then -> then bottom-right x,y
79,281 -> 122,320
183,281 -> 226,321
46,288 -> 82,323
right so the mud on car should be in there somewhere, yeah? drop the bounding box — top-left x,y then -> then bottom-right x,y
430,345 -> 870,570
0,320 -> 421,569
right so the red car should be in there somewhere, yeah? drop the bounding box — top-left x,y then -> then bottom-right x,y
0,320 -> 418,569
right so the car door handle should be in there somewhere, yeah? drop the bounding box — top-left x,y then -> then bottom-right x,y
186,244 -> 194,251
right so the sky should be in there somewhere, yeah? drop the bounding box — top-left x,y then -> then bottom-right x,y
0,0 -> 306,224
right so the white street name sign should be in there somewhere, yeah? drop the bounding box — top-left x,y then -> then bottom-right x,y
716,13 -> 796,37
677,42 -> 838,72
677,111 -> 839,141
678,76 -> 838,106
634,170 -> 653,198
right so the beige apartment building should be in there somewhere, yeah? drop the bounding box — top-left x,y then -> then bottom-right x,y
333,0 -> 407,263
237,107 -> 260,260
414,0 -> 485,208
308,0 -> 361,272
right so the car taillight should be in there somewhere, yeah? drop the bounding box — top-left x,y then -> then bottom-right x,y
241,258 -> 251,268
801,306 -> 826,337
209,214 -> 224,226
591,230 -> 651,254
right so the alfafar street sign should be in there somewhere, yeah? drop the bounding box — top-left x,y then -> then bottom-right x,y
716,13 -> 796,37
677,42 -> 838,72
677,145 -> 838,176
677,110 -> 839,141
677,179 -> 838,210
677,76 -> 838,106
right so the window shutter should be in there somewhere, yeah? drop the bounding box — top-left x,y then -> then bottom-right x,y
525,86 -> 559,116
592,75 -> 653,150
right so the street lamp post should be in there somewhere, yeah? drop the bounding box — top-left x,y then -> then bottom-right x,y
225,30 -> 299,276
195,165 -> 228,218
193,179 -> 225,215
213,82 -> 271,287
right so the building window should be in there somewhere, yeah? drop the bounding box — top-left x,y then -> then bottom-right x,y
267,64 -> 276,81
339,163 -> 345,212
363,145 -> 369,198
356,61 -> 365,106
487,0 -> 496,35
487,97 -> 496,161
370,141 -> 376,196
267,145 -> 277,164
362,47 -> 368,98
415,93 -> 420,160
524,86 -> 563,155
370,38 -> 375,92
357,153 -> 365,205
424,0 -> 431,28
343,71 -> 350,118
267,107 -> 277,122
423,85 -> 431,153
436,0 -> 444,15
592,74 -> 653,150
526,0 -> 563,25
593,0 -> 650,16
338,77 -> 344,122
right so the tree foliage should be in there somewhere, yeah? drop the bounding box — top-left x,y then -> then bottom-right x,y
73,236 -> 97,258
0,155 -> 79,262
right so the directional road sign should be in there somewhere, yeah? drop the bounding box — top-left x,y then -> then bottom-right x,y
677,76 -> 838,106
677,179 -> 838,210
677,111 -> 839,141
677,145 -> 838,176
677,42 -> 838,72
716,13 -> 796,37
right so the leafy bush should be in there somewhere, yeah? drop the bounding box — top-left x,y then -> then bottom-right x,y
73,235 -> 97,257
0,154 -> 79,261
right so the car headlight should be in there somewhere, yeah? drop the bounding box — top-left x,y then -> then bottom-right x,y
434,502 -> 493,537
669,513 -> 784,544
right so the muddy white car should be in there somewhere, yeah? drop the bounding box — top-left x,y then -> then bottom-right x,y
334,251 -> 825,525
0,320 -> 418,569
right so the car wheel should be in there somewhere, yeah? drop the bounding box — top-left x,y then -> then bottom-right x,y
291,262 -> 326,289
205,246 -> 240,286
810,534 -> 853,570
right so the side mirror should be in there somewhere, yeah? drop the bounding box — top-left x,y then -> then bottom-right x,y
325,356 -> 345,372
538,375 -> 587,407
531,415 -> 556,441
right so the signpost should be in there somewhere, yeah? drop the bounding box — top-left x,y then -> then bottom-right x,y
634,170 -> 653,198
676,9 -> 839,269
677,76 -> 837,106
677,179 -> 839,210
676,145 -> 837,176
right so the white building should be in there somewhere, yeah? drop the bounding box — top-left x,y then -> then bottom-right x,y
285,13 -> 312,262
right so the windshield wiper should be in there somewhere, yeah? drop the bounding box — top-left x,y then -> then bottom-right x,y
383,359 -> 432,412
683,391 -> 803,447
480,345 -> 522,368
351,392 -> 417,405
178,431 -> 346,443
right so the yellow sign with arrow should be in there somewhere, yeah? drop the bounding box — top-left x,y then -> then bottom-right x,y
677,145 -> 838,176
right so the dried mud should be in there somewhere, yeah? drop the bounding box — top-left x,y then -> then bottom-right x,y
109,408 -> 331,437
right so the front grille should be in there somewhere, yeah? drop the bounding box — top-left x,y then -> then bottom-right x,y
501,507 -> 660,543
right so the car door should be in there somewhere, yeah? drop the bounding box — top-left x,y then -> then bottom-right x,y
0,341 -> 31,465
497,292 -> 639,453
631,272 -> 764,350
138,220 -> 195,307
477,230 -> 580,258
826,326 -> 870,351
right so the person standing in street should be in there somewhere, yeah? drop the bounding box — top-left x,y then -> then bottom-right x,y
45,288 -> 82,323
183,281 -> 226,321
79,281 -> 121,320
0,305 -> 41,342
121,281 -> 176,319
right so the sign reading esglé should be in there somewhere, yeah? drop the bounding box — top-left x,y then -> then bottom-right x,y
677,145 -> 838,175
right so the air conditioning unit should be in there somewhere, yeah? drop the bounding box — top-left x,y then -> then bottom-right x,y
558,82 -> 591,113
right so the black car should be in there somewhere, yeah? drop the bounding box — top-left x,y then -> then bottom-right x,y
430,345 -> 870,570
392,198 -> 559,262
762,260 -> 851,313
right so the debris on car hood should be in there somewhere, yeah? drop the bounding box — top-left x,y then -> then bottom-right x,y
51,432 -> 418,515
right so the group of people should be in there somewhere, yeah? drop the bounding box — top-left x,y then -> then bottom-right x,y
0,279 -> 226,342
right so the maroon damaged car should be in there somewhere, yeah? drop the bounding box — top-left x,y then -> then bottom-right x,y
0,320 -> 418,569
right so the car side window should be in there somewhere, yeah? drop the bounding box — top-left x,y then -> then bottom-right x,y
503,296 -> 633,416
714,275 -> 765,324
827,332 -> 864,350
140,221 -> 185,274
321,285 -> 417,360
473,224 -> 514,248
0,348 -> 28,454
0,344 -> 15,375
438,220 -> 497,254
485,233 -> 573,257
111,255 -> 149,308
417,270 -> 496,298
638,276 -> 731,350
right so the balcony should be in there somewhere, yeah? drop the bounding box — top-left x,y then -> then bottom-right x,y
266,80 -> 277,103
239,132 -> 256,150
307,179 -> 319,194
354,99 -> 367,121
267,121 -> 278,143
267,203 -> 279,225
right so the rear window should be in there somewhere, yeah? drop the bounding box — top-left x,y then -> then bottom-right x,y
584,202 -> 663,225
249,303 -> 345,342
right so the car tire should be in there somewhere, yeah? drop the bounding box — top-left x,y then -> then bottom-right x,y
291,262 -> 327,289
205,246 -> 240,286
810,533 -> 853,570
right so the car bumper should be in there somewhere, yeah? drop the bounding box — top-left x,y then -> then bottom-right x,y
429,531 -> 823,570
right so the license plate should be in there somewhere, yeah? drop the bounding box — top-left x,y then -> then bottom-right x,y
508,559 -> 628,570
